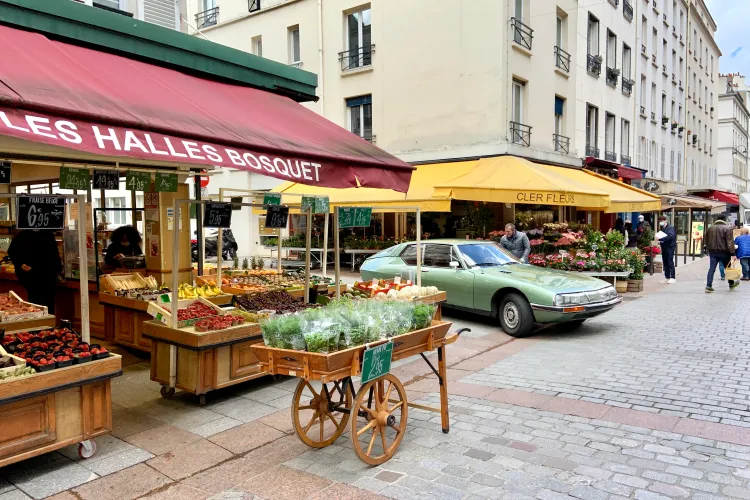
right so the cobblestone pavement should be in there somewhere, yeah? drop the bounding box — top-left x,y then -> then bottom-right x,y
5,258 -> 750,499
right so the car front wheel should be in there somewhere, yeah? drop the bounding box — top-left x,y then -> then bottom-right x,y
498,293 -> 534,337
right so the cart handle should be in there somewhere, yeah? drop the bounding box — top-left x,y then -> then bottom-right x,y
444,327 -> 470,345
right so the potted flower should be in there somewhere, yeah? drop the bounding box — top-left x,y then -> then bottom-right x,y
671,121 -> 678,129
662,115 -> 670,125
626,249 -> 645,292
678,125 -> 684,132
593,54 -> 603,64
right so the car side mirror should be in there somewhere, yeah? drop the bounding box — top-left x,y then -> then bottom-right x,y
450,261 -> 460,270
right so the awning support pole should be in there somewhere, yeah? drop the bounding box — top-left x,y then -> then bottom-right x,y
76,194 -> 90,343
196,176 -> 204,277
416,208 -> 422,287
304,206 -> 312,304
170,198 -> 180,390
322,213 -> 329,278
334,206 -> 340,299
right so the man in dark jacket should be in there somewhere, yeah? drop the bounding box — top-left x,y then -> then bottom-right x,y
499,223 -> 530,263
704,216 -> 738,292
7,230 -> 62,313
657,216 -> 677,284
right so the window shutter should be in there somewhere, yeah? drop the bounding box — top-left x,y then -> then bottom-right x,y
143,0 -> 177,29
346,95 -> 372,107
554,97 -> 564,116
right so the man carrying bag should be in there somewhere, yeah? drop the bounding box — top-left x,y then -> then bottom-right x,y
704,216 -> 739,293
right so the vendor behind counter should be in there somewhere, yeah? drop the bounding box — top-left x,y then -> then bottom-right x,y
102,226 -> 144,274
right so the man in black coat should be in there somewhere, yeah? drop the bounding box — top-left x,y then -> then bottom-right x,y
657,216 -> 677,284
8,230 -> 62,313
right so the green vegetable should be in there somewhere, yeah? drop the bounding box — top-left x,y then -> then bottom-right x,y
412,304 -> 436,330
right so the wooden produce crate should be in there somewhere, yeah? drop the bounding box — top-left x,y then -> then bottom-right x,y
99,273 -> 149,294
147,297 -> 225,328
252,320 -> 452,383
0,291 -> 49,323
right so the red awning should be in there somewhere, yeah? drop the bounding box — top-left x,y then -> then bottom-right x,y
0,25 -> 413,191
617,165 -> 644,180
695,190 -> 739,205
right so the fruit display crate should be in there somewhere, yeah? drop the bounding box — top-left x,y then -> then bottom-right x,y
0,353 -> 122,467
0,291 -> 49,323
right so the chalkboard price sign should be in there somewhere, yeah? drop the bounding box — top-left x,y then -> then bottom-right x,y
265,205 -> 289,229
338,207 -> 372,228
314,196 -> 330,215
0,161 -> 11,185
59,167 -> 89,190
17,195 -> 66,230
203,202 -> 233,228
126,170 -> 151,191
263,193 -> 281,206
155,172 -> 178,192
93,170 -> 119,190
301,196 -> 315,213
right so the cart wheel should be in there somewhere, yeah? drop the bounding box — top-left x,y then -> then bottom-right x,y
351,374 -> 408,465
77,440 -> 97,459
292,378 -> 352,448
160,386 -> 175,399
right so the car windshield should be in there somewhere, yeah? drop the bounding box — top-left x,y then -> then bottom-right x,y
458,243 -> 518,267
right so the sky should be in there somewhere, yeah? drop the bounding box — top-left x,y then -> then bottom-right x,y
705,0 -> 750,77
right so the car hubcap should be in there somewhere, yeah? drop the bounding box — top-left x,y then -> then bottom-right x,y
503,303 -> 519,329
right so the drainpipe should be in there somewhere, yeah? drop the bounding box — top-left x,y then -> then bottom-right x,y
317,0 -> 325,115
682,1 -> 691,187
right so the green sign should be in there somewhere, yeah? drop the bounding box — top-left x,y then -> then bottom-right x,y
263,193 -> 281,206
59,167 -> 90,190
314,196 -> 330,215
155,172 -> 178,192
301,195 -> 315,213
361,342 -> 393,384
338,207 -> 372,228
125,170 -> 151,191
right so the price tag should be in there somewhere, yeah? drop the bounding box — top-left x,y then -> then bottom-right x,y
59,167 -> 89,190
155,172 -> 178,192
394,276 -> 401,284
301,196 -> 315,213
203,202 -> 232,228
93,170 -> 119,190
338,207 -> 372,228
0,161 -> 11,184
265,205 -> 289,229
314,196 -> 330,214
361,342 -> 393,384
17,195 -> 65,230
371,278 -> 378,288
126,170 -> 151,191
263,193 -> 281,206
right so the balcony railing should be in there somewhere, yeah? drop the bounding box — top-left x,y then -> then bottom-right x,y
510,122 -> 532,147
606,67 -> 619,87
623,0 -> 633,21
586,145 -> 600,158
195,6 -> 218,29
363,135 -> 376,144
622,78 -> 633,96
553,134 -> 570,154
339,45 -> 375,71
640,105 -> 646,116
554,46 -> 571,73
511,18 -> 534,51
650,112 -> 656,122
621,154 -> 632,166
587,54 -> 602,77
605,150 -> 617,162
248,0 -> 260,12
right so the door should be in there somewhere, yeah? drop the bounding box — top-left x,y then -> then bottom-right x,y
421,244 -> 475,309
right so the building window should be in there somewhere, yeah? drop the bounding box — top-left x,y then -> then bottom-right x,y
512,0 -> 534,50
554,12 -> 570,72
196,0 -> 218,29
660,145 -> 666,178
606,30 -> 618,86
511,80 -> 531,146
651,83 -> 657,121
343,7 -> 372,70
641,16 -> 648,53
346,95 -> 372,142
640,75 -> 647,114
587,14 -> 600,56
586,104 -> 599,157
661,93 -> 667,124
248,0 -> 260,12
621,120 -> 630,164
554,96 -> 569,153
605,113 -> 616,161
652,28 -> 657,61
288,26 -> 301,67
252,36 -> 262,57
670,149 -> 675,180
677,152 -> 682,181
96,197 -> 127,226
650,140 -> 657,176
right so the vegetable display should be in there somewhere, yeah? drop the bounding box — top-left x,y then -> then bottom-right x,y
194,316 -> 245,332
234,291 -> 319,315
260,299 -> 436,353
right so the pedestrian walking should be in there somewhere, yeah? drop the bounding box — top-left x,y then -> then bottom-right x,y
657,216 -> 677,284
735,227 -> 750,280
636,215 -> 651,238
499,223 -> 530,263
704,215 -> 739,293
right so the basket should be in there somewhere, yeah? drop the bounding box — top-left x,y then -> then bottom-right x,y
726,263 -> 742,281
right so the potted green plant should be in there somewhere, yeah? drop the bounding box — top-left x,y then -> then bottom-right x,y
626,249 -> 645,292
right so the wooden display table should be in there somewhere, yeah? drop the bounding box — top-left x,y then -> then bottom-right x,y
142,320 -> 264,405
100,294 -> 233,352
0,354 -> 122,467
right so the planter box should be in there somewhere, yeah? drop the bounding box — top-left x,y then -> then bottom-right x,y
615,281 -> 628,294
627,279 -> 644,292
653,262 -> 663,273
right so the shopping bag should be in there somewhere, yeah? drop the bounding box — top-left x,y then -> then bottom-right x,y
726,261 -> 742,281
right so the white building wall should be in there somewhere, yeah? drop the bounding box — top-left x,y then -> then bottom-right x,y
716,75 -> 749,194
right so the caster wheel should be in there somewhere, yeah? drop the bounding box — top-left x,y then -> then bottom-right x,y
160,386 -> 175,399
199,394 -> 206,406
78,441 -> 97,459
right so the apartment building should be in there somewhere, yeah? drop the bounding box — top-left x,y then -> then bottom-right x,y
684,0 -> 720,188
73,0 -> 184,30
716,74 -> 749,194
634,0 -> 688,193
577,0 -> 638,180
185,0 -> 580,169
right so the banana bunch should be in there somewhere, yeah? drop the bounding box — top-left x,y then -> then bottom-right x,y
178,283 -> 223,299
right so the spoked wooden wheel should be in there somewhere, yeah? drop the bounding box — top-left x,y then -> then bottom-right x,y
292,378 -> 352,448
351,374 -> 408,465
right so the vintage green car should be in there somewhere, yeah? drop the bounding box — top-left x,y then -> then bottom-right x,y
360,239 -> 621,337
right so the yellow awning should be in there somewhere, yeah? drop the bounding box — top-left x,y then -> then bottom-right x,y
432,157 -> 610,208
562,170 -> 662,213
266,160 -> 478,213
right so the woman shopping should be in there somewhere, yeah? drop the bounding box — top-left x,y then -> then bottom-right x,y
103,225 -> 144,271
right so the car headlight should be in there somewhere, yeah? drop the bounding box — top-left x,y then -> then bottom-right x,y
554,287 -> 616,306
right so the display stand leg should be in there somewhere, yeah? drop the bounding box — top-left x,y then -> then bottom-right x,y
438,346 -> 449,434
334,207 -> 341,299
76,194 -> 91,343
277,227 -> 283,273
322,213 -> 329,278
304,207 -> 312,304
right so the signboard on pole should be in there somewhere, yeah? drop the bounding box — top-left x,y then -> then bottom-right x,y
338,207 -> 372,228
361,342 -> 393,383
59,167 -> 89,190
17,195 -> 66,230
155,172 -> 178,192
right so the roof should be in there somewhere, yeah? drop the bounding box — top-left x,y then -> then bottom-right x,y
0,0 -> 317,101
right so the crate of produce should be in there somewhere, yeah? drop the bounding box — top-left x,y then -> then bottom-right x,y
1,327 -> 109,370
0,345 -> 28,379
0,291 -> 48,323
100,273 -> 150,294
147,296 -> 225,328
233,291 -> 319,315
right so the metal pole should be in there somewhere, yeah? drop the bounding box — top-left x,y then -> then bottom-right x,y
688,208 -> 694,261
76,194 -> 91,343
304,206 -> 312,304
195,175 -> 204,277
322,211 -> 329,278
277,222 -> 283,273
334,206 -> 341,299
169,198 -> 180,392
416,208 -> 422,287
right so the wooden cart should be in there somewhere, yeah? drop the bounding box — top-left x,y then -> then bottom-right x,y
251,320 -> 467,465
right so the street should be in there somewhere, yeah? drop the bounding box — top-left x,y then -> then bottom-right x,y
4,259 -> 750,499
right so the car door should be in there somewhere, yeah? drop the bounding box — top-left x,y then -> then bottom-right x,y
421,243 -> 475,309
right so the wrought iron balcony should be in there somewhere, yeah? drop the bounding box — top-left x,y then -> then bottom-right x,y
587,54 -> 602,77
622,78 -> 633,96
554,46 -> 571,73
606,67 -> 620,87
511,18 -> 534,51
248,0 -> 260,12
586,145 -> 600,158
553,134 -> 570,154
640,105 -> 646,116
510,122 -> 532,147
621,154 -> 632,166
364,135 -> 376,144
623,0 -> 633,21
605,150 -> 617,162
195,6 -> 218,29
339,45 -> 375,71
